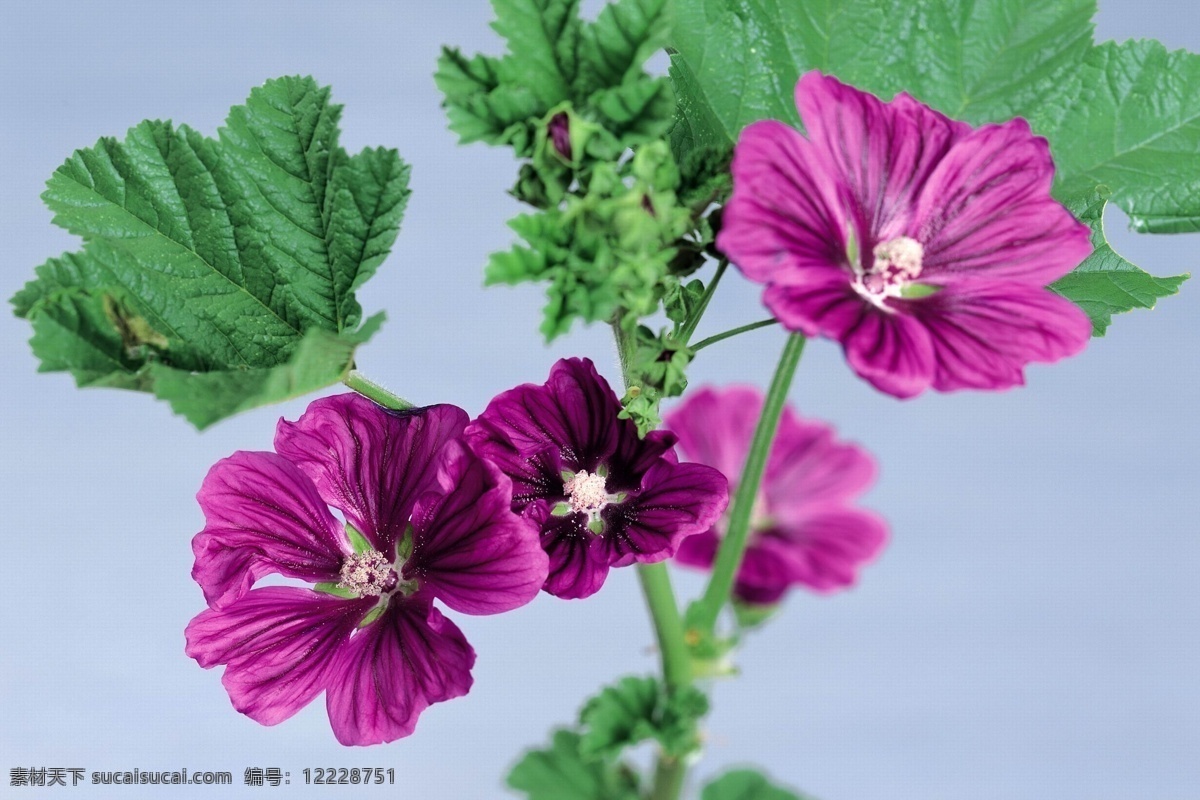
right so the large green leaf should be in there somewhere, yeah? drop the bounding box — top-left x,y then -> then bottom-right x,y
1044,39 -> 1200,234
12,77 -> 410,428
507,730 -> 641,800
668,0 -> 1187,334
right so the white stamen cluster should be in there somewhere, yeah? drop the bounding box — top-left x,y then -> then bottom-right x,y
563,470 -> 610,514
853,235 -> 925,307
337,550 -> 395,598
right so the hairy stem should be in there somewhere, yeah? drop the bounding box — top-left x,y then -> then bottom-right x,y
691,332 -> 807,633
344,369 -> 414,410
612,318 -> 693,800
679,259 -> 727,344
691,318 -> 778,352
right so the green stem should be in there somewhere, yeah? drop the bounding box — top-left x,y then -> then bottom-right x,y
690,319 -> 778,352
649,756 -> 687,800
678,259 -> 727,344
343,369 -> 414,411
612,318 -> 693,800
692,333 -> 807,634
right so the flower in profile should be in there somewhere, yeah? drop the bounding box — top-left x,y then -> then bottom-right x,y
718,71 -> 1093,398
185,394 -> 547,746
466,357 -> 728,599
665,386 -> 886,605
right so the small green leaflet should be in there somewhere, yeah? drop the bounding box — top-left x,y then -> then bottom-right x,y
507,730 -> 641,800
1050,189 -> 1188,335
437,0 -> 675,154
700,769 -> 816,800
578,674 -> 708,760
667,0 -> 1188,335
12,77 -> 410,428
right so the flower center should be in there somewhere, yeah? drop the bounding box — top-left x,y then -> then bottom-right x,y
337,550 -> 398,598
853,235 -> 924,307
563,470 -> 610,514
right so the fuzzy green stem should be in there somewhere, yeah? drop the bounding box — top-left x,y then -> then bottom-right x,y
691,333 -> 806,633
691,318 -> 778,352
344,369 -> 414,411
678,259 -> 727,344
612,318 -> 693,800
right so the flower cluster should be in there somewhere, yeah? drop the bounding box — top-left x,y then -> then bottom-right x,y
187,361 -> 730,742
666,387 -> 887,605
719,71 -> 1093,397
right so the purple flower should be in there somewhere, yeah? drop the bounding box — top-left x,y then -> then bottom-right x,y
718,72 -> 1093,398
665,386 -> 887,604
466,357 -> 728,599
184,393 -> 548,746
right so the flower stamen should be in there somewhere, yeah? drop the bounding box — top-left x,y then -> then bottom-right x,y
852,235 -> 925,308
337,550 -> 397,598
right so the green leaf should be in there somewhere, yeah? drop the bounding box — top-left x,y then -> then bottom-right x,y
13,77 -> 409,428
1045,40 -> 1200,234
507,730 -> 641,800
701,769 -> 815,800
670,0 -> 1095,142
1050,190 -> 1188,336
578,675 -> 708,760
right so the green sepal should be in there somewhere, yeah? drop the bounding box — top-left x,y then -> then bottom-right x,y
732,599 -> 780,631
313,582 -> 356,599
345,522 -> 372,554
357,604 -> 386,628
899,283 -> 942,300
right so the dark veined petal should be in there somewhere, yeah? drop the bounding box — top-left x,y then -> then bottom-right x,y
904,283 -> 1093,392
604,460 -> 729,564
796,71 -> 969,244
325,597 -> 475,746
467,357 -> 624,484
914,119 -> 1092,286
536,506 -> 613,600
185,587 -> 373,726
275,394 -> 468,557
192,451 -> 349,610
404,440 -> 548,615
717,119 -> 849,287
841,306 -> 937,398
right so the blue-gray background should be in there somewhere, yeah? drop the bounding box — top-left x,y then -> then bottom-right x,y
1,2 -> 1197,798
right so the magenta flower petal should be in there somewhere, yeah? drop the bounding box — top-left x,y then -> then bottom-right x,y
404,440 -> 548,615
325,597 -> 475,746
716,120 -> 848,287
468,358 -> 729,599
536,508 -> 612,599
720,71 -> 1092,397
192,452 -> 350,610
190,393 -> 544,744
665,385 -> 886,603
795,71 -> 969,243
274,394 -> 469,556
185,587 -> 373,725
915,120 -> 1092,286
613,460 -> 730,562
909,283 -> 1093,392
